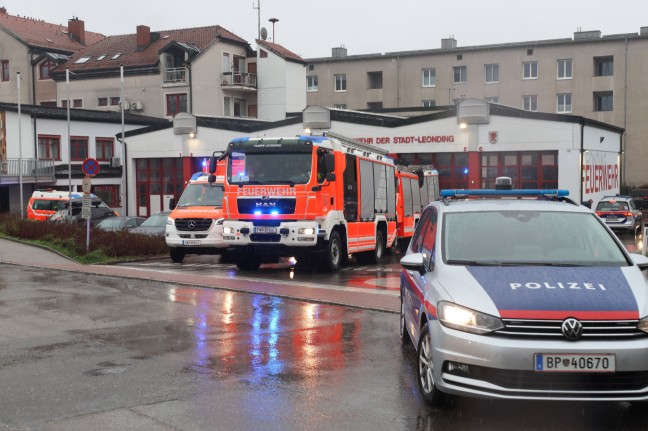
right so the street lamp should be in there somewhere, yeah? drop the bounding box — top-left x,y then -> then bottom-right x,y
17,72 -> 23,217
66,68 -> 72,216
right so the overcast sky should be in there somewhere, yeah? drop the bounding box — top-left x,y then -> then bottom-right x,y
2,0 -> 645,59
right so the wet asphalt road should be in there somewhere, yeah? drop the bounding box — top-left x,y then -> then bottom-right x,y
0,233 -> 647,430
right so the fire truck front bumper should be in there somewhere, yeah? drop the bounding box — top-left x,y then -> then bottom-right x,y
222,221 -> 320,246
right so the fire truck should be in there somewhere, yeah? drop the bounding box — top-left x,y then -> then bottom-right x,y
395,167 -> 439,249
208,130 -> 400,271
165,164 -> 228,263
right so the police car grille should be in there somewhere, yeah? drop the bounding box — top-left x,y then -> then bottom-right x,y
461,366 -> 648,392
175,219 -> 213,231
497,319 -> 643,339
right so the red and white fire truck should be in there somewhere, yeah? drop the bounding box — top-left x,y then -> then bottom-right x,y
209,130 -> 402,271
395,167 -> 439,249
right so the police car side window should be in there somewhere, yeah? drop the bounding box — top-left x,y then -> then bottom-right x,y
411,208 -> 434,253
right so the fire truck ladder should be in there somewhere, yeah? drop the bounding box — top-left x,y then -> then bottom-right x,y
323,131 -> 391,162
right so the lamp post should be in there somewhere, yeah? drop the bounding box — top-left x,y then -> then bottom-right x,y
66,68 -> 72,216
17,72 -> 23,217
120,65 -> 126,215
269,18 -> 279,42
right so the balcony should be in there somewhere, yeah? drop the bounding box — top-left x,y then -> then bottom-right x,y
221,72 -> 257,92
0,159 -> 55,184
164,67 -> 187,84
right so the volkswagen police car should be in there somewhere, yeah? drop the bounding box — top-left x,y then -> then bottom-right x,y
399,179 -> 648,405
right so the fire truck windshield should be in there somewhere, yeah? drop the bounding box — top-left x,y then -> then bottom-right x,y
228,152 -> 313,185
176,184 -> 224,207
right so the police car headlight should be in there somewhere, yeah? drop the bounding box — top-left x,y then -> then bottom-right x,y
638,317 -> 648,334
298,227 -> 316,235
223,226 -> 234,234
438,301 -> 504,335
166,218 -> 174,226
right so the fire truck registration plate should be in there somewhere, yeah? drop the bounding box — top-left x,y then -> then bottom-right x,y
534,353 -> 615,372
183,240 -> 201,245
254,227 -> 277,234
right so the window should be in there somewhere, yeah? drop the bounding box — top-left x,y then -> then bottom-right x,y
557,59 -> 572,79
70,137 -> 88,161
335,74 -> 346,92
222,53 -> 231,73
334,104 -> 347,109
557,93 -> 572,113
38,135 -> 60,160
527,49 -> 534,56
96,54 -> 107,61
594,56 -> 613,76
307,75 -> 318,91
484,96 -> 499,104
367,102 -> 383,110
1,60 -> 9,81
422,68 -> 436,87
523,61 -> 538,79
110,97 -> 120,106
39,60 -> 56,80
166,93 -> 187,116
453,66 -> 467,84
73,99 -> 82,108
233,98 -> 246,117
96,138 -> 114,161
110,53 -> 122,60
61,100 -> 67,108
422,100 -> 436,107
224,96 -> 231,116
485,64 -> 499,83
98,97 -> 108,106
93,185 -> 119,208
594,91 -> 613,111
74,56 -> 91,64
523,95 -> 538,111
40,101 -> 56,107
367,71 -> 382,89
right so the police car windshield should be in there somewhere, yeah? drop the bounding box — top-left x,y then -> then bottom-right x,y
443,210 -> 629,266
177,184 -> 224,207
227,152 -> 312,185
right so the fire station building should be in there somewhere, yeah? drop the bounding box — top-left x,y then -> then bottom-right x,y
123,100 -> 623,217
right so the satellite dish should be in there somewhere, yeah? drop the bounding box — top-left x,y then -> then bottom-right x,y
260,27 -> 268,40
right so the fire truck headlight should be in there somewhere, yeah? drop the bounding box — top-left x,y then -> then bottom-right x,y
298,227 -> 316,235
223,226 -> 235,234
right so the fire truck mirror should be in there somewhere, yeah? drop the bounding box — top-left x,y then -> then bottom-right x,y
326,172 -> 337,182
169,198 -> 176,210
208,156 -> 217,174
325,153 -> 335,172
208,174 -> 217,185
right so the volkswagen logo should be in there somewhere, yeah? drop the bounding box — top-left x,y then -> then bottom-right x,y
561,318 -> 583,340
187,220 -> 197,229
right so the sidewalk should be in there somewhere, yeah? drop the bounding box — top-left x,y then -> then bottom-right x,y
0,238 -> 398,313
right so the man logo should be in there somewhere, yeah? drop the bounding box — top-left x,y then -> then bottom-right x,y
561,318 -> 583,340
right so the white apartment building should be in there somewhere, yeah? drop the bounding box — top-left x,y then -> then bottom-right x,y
304,29 -> 648,187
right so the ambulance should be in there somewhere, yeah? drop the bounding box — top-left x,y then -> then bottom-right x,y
165,168 -> 228,263
27,190 -> 96,221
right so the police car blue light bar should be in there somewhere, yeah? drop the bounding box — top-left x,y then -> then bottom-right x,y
441,189 -> 570,198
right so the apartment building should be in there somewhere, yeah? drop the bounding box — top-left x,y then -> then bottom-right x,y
304,30 -> 648,187
0,8 -> 104,106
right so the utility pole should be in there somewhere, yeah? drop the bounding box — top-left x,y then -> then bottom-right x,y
253,0 -> 261,39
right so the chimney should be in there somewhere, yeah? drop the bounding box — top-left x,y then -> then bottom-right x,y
68,17 -> 85,45
0,8 -> 7,15
441,37 -> 457,49
137,25 -> 151,51
332,46 -> 347,58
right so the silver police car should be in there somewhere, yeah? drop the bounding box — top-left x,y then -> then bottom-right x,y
400,180 -> 648,405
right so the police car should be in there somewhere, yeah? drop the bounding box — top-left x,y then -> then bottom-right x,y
399,178 -> 648,405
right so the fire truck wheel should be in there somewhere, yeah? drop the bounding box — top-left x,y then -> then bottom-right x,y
236,254 -> 262,271
323,231 -> 343,271
370,230 -> 385,264
169,248 -> 185,263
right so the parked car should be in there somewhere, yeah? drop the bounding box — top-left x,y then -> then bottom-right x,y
400,179 -> 648,405
595,196 -> 643,234
129,211 -> 170,237
95,216 -> 146,232
48,198 -> 117,226
630,188 -> 648,211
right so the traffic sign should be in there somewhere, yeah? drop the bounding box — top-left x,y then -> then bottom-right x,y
81,194 -> 92,219
82,175 -> 92,194
82,158 -> 100,177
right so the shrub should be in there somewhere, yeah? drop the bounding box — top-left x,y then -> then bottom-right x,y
0,213 -> 167,262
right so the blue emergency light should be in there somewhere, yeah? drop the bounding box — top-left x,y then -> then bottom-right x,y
441,189 -> 570,198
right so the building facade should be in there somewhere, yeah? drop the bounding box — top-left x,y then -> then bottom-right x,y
304,29 -> 648,187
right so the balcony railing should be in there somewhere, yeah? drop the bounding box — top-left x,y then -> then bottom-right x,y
164,67 -> 187,83
0,158 -> 55,184
221,72 -> 257,89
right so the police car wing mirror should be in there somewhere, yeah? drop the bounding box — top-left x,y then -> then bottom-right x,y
630,254 -> 648,271
400,253 -> 426,273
